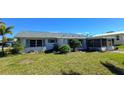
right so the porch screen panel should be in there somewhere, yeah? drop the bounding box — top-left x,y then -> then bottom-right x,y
102,39 -> 106,47
108,40 -> 112,46
94,39 -> 101,47
86,40 -> 93,47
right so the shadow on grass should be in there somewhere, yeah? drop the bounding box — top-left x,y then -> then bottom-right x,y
101,62 -> 124,75
61,69 -> 81,75
0,52 -> 20,58
0,52 -> 7,57
84,50 -> 105,53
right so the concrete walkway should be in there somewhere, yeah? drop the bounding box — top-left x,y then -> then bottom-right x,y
111,50 -> 124,54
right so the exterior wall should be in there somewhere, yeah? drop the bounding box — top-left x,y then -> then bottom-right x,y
20,38 -> 27,48
19,37 -> 87,52
44,39 -> 55,50
57,38 -> 68,45
25,47 -> 46,53
63,39 -> 68,44
57,38 -> 64,46
19,38 -> 72,53
101,35 -> 124,45
113,35 -> 124,45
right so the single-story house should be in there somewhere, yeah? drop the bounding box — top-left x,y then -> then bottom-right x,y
15,32 -> 87,53
15,31 -> 115,52
94,31 -> 124,45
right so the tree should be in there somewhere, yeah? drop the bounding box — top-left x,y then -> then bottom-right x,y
11,39 -> 24,54
7,38 -> 14,42
68,39 -> 82,52
0,21 -> 14,55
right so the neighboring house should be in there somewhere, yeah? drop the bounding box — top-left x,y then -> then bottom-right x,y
94,31 -> 124,45
0,41 -> 13,47
15,32 -> 86,53
15,31 -> 115,52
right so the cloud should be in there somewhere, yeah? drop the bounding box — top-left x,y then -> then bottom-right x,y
76,33 -> 83,34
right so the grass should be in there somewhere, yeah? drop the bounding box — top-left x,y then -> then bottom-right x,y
0,52 -> 124,75
116,45 -> 124,51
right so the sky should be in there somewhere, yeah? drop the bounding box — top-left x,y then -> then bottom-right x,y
1,18 -> 124,38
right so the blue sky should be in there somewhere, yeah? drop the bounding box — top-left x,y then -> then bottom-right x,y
1,18 -> 124,38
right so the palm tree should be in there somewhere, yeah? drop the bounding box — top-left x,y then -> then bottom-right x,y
0,22 -> 14,55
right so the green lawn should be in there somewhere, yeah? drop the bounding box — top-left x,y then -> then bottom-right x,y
0,52 -> 124,75
117,45 -> 124,51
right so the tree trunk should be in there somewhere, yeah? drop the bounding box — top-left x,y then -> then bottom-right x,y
2,36 -> 4,55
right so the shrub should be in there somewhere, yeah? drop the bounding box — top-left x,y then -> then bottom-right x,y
58,44 -> 71,54
11,40 -> 24,54
10,48 -> 18,54
68,39 -> 82,52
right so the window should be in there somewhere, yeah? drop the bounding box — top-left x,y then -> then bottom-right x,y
37,40 -> 42,47
116,36 -> 120,40
30,40 -> 36,47
48,39 -> 56,43
30,40 -> 42,47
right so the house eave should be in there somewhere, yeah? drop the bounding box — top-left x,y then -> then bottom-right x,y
15,36 -> 85,39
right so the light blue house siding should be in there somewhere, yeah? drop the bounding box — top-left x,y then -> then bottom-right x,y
20,38 -> 86,53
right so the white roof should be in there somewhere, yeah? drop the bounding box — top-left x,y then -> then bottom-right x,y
94,31 -> 124,37
15,31 -> 86,39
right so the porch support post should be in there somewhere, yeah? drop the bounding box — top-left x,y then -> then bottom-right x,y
44,39 -> 48,46
100,39 -> 103,51
111,39 -> 112,46
106,39 -> 108,47
35,40 -> 37,47
92,39 -> 94,48
83,39 -> 87,49
100,39 -> 102,47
